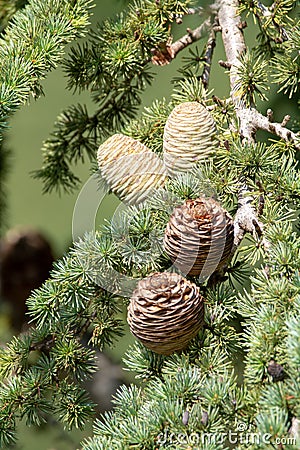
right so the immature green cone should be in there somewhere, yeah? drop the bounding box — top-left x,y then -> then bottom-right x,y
163,102 -> 217,177
97,134 -> 167,205
164,197 -> 234,277
127,272 -> 205,355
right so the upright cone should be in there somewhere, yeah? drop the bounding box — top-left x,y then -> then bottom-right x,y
97,134 -> 167,205
127,272 -> 205,355
163,102 -> 217,177
164,197 -> 234,277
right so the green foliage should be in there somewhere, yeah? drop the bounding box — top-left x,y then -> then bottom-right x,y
0,137 -> 9,235
287,313 -> 300,368
81,355 -> 249,449
239,0 -> 295,54
0,0 -> 93,135
172,76 -> 208,103
239,0 -> 300,97
235,51 -> 269,106
32,104 -> 96,194
26,249 -> 124,343
57,382 -> 95,429
0,321 -> 97,443
1,0 -> 300,448
272,25 -> 300,98
0,0 -> 93,227
34,0 -> 194,193
124,98 -> 173,153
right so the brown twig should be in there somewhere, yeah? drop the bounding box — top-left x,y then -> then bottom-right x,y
257,1 -> 289,42
218,60 -> 232,68
207,96 -> 232,111
151,16 -> 214,66
281,115 -> 290,127
267,108 -> 274,121
201,26 -> 217,88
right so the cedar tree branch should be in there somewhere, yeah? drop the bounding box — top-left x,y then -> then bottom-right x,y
233,185 -> 270,253
218,0 -> 272,254
218,0 -> 299,149
201,25 -> 217,88
151,16 -> 214,66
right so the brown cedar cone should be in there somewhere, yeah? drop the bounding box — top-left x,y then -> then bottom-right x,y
163,197 -> 234,277
163,102 -> 217,177
127,272 -> 205,355
97,133 -> 166,205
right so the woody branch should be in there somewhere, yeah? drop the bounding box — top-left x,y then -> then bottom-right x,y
218,0 -> 271,251
218,0 -> 299,149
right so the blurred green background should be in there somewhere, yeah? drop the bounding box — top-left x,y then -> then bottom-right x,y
2,0 -> 298,448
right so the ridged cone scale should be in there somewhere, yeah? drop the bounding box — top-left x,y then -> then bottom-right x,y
164,197 -> 234,277
127,272 -> 205,355
163,102 -> 217,177
97,134 -> 167,205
